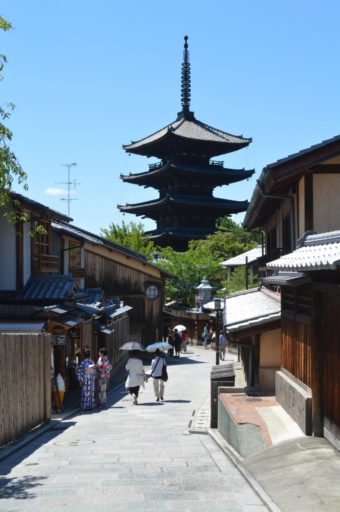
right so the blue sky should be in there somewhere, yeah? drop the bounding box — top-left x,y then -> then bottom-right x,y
2,1 -> 340,234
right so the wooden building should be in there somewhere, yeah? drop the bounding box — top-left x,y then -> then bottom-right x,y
267,231 -> 340,449
119,36 -> 254,251
242,135 -> 340,448
51,221 -> 170,344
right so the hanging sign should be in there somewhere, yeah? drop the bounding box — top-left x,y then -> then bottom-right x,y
52,334 -> 67,346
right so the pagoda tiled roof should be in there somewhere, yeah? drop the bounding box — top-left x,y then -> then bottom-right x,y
118,194 -> 249,215
123,115 -> 251,158
146,227 -> 214,241
121,161 -> 254,186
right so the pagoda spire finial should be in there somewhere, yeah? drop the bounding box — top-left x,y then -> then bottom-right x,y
180,35 -> 192,118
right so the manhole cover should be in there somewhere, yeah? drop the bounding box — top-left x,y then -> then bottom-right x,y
53,439 -> 96,446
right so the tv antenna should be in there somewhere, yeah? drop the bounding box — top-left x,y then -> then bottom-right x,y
56,162 -> 79,217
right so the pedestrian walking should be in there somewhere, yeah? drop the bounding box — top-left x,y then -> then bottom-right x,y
203,323 -> 210,348
173,329 -> 181,357
125,350 -> 145,405
181,330 -> 188,352
167,328 -> 175,356
151,349 -> 167,401
96,347 -> 112,407
219,332 -> 227,361
76,346 -> 96,410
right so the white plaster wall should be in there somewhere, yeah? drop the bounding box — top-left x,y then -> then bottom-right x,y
260,329 -> 281,367
23,222 -> 31,285
298,177 -> 305,237
0,214 -> 16,289
259,328 -> 281,391
313,174 -> 340,232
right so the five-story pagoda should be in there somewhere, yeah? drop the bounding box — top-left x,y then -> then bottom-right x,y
119,36 -> 254,251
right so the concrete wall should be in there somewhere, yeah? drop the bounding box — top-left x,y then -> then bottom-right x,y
218,392 -> 266,458
276,370 -> 312,434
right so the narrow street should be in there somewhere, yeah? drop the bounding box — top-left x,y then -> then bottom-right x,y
0,347 -> 268,512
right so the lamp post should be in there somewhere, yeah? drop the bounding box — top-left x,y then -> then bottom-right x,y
195,277 -> 212,345
214,297 -> 223,365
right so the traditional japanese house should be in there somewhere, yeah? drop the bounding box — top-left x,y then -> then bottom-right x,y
243,135 -> 340,261
51,221 -> 171,344
266,231 -> 340,449
119,36 -> 254,251
242,135 -> 340,447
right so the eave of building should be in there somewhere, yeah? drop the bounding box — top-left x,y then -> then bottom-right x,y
121,162 -> 255,187
52,221 -> 172,279
123,115 -> 251,158
10,192 -> 71,223
119,194 -> 249,216
243,134 -> 340,230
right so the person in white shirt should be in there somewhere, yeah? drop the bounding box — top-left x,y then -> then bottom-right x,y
151,349 -> 167,402
125,351 -> 145,405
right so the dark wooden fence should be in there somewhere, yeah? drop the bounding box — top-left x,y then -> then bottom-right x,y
0,332 -> 51,448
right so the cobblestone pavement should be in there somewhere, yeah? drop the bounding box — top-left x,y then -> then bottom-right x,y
0,347 -> 269,512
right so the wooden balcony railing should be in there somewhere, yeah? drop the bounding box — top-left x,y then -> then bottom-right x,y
32,254 -> 60,274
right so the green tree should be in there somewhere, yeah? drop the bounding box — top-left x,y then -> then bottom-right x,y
0,16 -> 28,223
100,220 -> 156,258
155,217 -> 262,305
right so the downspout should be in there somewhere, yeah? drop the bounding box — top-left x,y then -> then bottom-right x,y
257,181 -> 296,250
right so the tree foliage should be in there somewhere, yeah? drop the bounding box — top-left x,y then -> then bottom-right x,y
100,220 -> 156,258
155,217 -> 261,305
0,16 -> 28,224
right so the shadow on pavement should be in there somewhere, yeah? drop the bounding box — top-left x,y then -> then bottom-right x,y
0,475 -> 48,500
0,421 -> 76,477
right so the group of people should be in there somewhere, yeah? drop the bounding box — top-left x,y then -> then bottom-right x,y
167,328 -> 188,357
125,348 -> 167,404
77,346 -> 168,409
76,347 -> 112,410
203,323 -> 228,360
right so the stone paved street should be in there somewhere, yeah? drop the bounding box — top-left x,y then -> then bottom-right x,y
0,347 -> 268,512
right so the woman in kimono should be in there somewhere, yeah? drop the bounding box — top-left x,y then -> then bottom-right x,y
77,347 -> 96,410
96,347 -> 112,406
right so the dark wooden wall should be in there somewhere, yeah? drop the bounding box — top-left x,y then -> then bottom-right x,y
85,251 -> 163,344
0,333 -> 51,447
321,291 -> 340,428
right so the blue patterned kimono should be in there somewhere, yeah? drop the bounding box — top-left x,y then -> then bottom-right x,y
77,357 -> 96,410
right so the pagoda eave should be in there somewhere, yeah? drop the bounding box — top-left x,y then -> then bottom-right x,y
118,195 -> 249,217
120,164 -> 255,187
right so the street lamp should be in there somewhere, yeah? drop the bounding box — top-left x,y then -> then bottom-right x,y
214,297 -> 223,365
196,276 -> 212,307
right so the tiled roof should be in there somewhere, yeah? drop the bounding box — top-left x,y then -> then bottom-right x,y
121,162 -> 255,186
124,116 -> 251,153
221,245 -> 264,267
119,194 -> 249,213
11,192 -> 71,222
262,272 -> 311,287
18,274 -> 76,302
267,230 -> 340,271
225,288 -> 281,334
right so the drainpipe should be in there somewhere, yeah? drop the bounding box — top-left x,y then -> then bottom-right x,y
257,181 -> 296,250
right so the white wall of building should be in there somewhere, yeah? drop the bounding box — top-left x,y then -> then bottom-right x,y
0,213 -> 16,289
313,174 -> 340,232
23,222 -> 31,285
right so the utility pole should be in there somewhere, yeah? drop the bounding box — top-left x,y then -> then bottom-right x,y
57,162 -> 78,217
